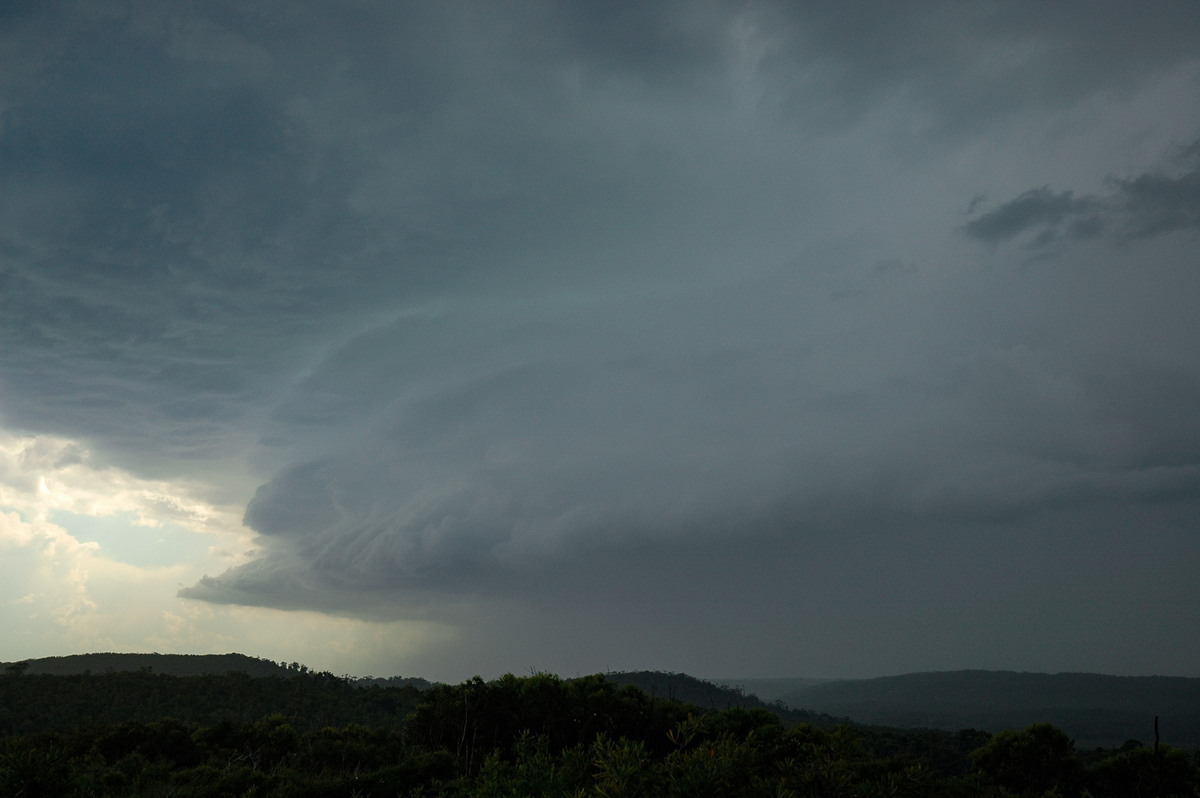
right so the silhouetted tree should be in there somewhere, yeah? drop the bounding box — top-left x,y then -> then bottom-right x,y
971,722 -> 1085,796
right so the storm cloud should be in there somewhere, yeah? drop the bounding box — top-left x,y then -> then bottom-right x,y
3,1 -> 1200,679
964,141 -> 1200,250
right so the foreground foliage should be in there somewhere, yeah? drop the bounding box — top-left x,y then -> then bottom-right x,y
2,670 -> 1197,797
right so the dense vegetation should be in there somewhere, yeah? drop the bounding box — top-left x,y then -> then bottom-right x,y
1,654 -> 439,692
605,671 -> 844,727
0,670 -> 424,738
2,664 -> 1198,797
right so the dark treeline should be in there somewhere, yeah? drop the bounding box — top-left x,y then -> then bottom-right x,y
0,653 -> 440,692
0,670 -> 424,737
606,670 -> 847,727
1,653 -> 295,679
1,668 -> 1198,797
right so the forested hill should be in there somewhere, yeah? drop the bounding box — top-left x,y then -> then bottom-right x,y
3,653 -> 442,690
3,668 -> 1197,796
780,670 -> 1200,748
713,676 -> 831,704
0,669 -> 426,736
2,652 -> 293,678
7,655 -> 1198,749
351,675 -> 440,691
605,671 -> 844,728
607,670 -> 763,710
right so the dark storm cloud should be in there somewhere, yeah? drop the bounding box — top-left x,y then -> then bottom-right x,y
0,0 -> 742,480
4,1 -> 1200,677
1111,143 -> 1200,238
181,283 -> 1200,621
0,3 -> 385,479
964,139 -> 1200,251
758,1 -> 1200,138
961,187 -> 1100,246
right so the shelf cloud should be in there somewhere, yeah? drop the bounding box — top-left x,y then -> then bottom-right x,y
3,1 -> 1199,679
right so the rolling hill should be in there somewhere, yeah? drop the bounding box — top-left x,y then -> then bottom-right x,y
2,652 -> 292,678
780,670 -> 1200,748
7,654 -> 1198,749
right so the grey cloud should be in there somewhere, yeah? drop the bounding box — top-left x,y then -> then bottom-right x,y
758,1 -> 1200,138
962,187 -> 1101,246
1084,362 -> 1200,470
1111,160 -> 1200,239
0,1 -> 741,477
0,6 -> 384,477
6,1 -> 1194,483
4,2 -> 1199,678
183,283 -> 1200,621
547,1 -> 737,86
964,139 -> 1200,250
242,459 -> 345,539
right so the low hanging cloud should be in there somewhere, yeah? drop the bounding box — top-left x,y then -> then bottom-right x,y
1113,147 -> 1200,238
961,187 -> 1102,247
181,280 -> 1200,621
964,139 -> 1200,250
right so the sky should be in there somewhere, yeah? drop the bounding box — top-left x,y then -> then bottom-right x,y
2,1 -> 1199,683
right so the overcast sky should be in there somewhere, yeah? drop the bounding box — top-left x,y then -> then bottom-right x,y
2,1 -> 1199,682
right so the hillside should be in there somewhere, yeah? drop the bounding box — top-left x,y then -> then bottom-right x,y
713,676 -> 831,703
1,667 -> 1195,796
781,670 -> 1200,748
606,670 -> 763,710
605,670 -> 844,728
8,655 -> 1197,750
2,652 -> 293,678
0,669 -> 426,736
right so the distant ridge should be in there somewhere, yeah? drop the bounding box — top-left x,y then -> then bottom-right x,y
607,670 -> 759,710
780,670 -> 1200,748
8,656 -> 1198,748
351,675 -> 439,691
604,670 -> 843,728
712,676 -> 831,703
2,652 -> 292,678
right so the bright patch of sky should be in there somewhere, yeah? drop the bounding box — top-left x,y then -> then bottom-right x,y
48,510 -> 212,569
